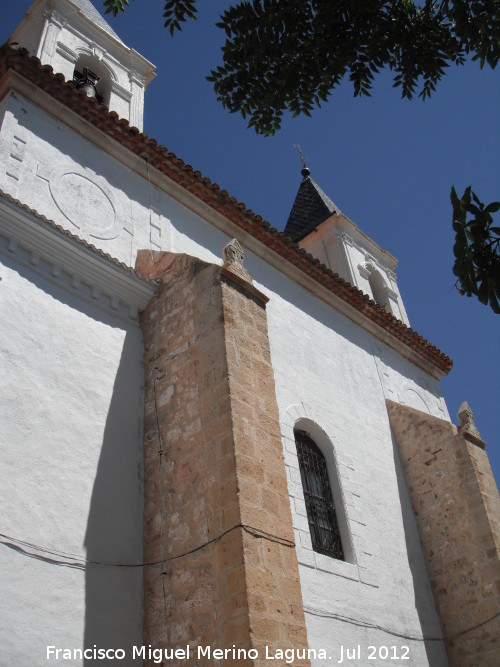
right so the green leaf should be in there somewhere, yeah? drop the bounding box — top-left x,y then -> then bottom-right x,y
451,185 -> 500,314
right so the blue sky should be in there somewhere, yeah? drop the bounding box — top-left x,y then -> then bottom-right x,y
2,1 -> 499,485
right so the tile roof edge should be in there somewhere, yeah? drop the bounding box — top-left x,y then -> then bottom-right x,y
0,43 -> 453,376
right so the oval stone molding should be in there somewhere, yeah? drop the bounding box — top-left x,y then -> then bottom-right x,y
51,172 -> 118,239
37,164 -> 123,240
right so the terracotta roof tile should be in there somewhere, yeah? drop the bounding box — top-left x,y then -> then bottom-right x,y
0,43 -> 452,376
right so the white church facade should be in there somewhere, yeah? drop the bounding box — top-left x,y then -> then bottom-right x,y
1,2 -> 499,666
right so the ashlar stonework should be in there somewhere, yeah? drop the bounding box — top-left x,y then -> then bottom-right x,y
138,249 -> 310,666
387,400 -> 500,667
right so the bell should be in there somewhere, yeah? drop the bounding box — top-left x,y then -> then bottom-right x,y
80,81 -> 97,98
74,67 -> 100,99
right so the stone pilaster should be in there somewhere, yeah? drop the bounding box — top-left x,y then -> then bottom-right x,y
137,246 -> 310,666
387,400 -> 500,667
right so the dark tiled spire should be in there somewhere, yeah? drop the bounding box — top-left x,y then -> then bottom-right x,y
284,168 -> 341,242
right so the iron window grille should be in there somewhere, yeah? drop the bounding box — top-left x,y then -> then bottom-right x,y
295,430 -> 344,560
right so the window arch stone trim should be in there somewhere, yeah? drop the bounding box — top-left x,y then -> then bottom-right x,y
295,430 -> 344,560
281,403 -> 379,587
73,46 -> 118,81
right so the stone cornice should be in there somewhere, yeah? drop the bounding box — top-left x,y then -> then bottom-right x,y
336,213 -> 399,270
0,191 -> 156,323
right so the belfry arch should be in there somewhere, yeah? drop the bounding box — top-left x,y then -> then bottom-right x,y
72,52 -> 114,104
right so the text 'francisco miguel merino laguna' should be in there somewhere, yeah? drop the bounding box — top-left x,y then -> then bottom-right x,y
46,644 -> 329,663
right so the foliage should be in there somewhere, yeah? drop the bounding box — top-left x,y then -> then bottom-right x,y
104,0 -> 198,35
451,187 -> 500,313
104,0 -> 499,135
103,0 -> 130,18
104,0 -> 499,311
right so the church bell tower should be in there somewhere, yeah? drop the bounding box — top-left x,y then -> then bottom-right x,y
9,0 -> 155,131
285,166 -> 410,326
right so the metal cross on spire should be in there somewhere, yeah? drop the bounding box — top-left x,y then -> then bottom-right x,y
293,144 -> 311,178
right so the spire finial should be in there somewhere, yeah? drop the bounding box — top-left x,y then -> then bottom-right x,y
294,144 -> 310,178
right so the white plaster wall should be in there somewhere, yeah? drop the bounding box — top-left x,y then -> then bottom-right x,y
300,224 -> 351,280
0,86 -> 451,664
51,47 -> 77,81
248,257 -> 449,666
108,88 -> 132,121
0,92 -> 227,270
0,92 -> 9,128
0,252 -> 145,665
0,93 -> 144,262
299,217 -> 412,326
346,241 -> 371,288
56,25 -> 130,87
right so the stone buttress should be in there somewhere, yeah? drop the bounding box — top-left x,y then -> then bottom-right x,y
137,242 -> 310,666
388,400 -> 500,666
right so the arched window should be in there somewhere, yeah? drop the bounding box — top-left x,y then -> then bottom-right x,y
295,430 -> 344,560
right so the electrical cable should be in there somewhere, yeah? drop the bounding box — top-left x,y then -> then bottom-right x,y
2,529 -> 497,645
303,604 -> 444,642
0,522 -> 294,569
303,605 -> 500,644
